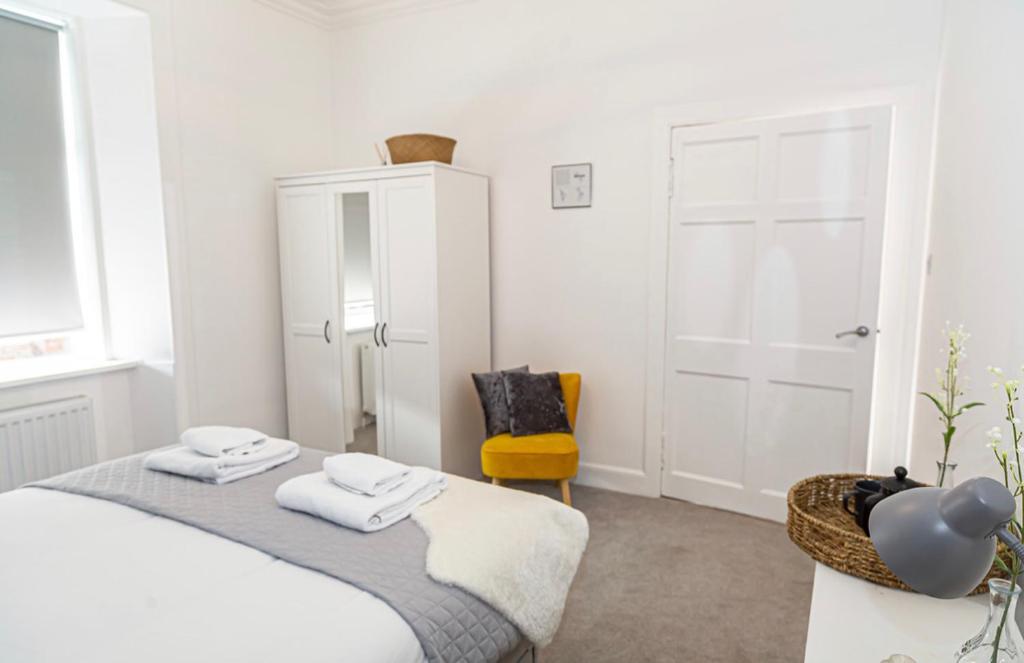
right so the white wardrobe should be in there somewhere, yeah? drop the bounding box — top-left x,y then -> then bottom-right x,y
275,163 -> 491,476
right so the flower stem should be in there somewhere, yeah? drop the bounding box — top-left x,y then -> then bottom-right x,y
992,391 -> 1024,662
990,570 -> 1017,663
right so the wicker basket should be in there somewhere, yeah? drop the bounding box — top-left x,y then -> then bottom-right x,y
385,134 -> 457,165
787,473 -> 1006,595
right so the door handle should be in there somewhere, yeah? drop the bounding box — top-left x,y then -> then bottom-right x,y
372,322 -> 380,347
324,319 -> 331,344
835,325 -> 871,339
381,322 -> 388,348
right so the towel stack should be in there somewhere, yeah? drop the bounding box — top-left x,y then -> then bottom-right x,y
275,453 -> 447,532
144,426 -> 300,484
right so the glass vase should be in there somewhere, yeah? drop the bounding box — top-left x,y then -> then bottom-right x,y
937,460 -> 958,488
956,579 -> 1024,663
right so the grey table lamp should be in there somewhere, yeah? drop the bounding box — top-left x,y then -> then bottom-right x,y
870,477 -> 1024,599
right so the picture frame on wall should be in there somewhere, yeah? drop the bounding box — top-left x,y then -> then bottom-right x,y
551,163 -> 592,208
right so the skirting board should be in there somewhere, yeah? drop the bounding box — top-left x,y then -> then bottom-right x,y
574,461 -> 656,497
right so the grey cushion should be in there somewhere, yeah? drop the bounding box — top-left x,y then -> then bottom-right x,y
472,365 -> 528,438
503,371 -> 572,437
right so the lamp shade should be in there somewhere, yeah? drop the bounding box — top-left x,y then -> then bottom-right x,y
869,477 -> 1015,599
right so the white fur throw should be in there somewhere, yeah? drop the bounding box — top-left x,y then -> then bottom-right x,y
412,475 -> 589,647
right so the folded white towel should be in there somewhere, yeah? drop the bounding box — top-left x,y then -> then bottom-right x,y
275,466 -> 446,532
144,438 -> 299,484
181,426 -> 268,457
322,452 -> 411,496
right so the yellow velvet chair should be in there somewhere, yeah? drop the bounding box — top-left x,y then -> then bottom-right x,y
480,373 -> 581,506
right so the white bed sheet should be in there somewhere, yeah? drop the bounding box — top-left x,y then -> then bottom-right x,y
0,488 -> 428,663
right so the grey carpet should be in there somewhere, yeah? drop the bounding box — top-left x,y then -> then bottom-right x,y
348,423 -> 378,455
505,480 -> 814,662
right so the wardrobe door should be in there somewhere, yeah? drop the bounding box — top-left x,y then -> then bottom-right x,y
376,176 -> 440,468
277,184 -> 344,452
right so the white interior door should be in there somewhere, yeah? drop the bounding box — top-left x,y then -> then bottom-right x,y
661,107 -> 892,521
376,176 -> 440,469
278,185 -> 344,452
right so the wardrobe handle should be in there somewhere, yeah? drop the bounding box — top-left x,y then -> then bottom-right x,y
381,322 -> 388,348
323,319 -> 331,344
372,322 -> 380,347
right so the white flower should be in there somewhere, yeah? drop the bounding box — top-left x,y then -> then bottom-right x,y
1012,417 -> 1021,426
988,427 -> 1003,441
989,366 -> 1005,377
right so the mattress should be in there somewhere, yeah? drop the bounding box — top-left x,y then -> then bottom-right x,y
0,487 -> 428,663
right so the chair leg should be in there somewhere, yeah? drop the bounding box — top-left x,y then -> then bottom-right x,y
491,477 -> 503,486
558,479 -> 571,506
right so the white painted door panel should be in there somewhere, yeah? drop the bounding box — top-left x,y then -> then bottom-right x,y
278,185 -> 344,452
662,107 -> 892,521
376,177 -> 440,469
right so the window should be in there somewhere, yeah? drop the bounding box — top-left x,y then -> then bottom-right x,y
0,8 -> 102,362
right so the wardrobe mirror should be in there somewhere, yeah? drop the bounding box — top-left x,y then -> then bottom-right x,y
338,191 -> 378,455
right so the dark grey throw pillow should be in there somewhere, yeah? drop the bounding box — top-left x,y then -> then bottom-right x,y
472,365 -> 529,438
503,371 -> 572,437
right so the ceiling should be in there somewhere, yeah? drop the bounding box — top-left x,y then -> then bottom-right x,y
254,0 -> 473,29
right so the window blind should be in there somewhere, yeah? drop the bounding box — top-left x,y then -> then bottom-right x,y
0,12 -> 83,338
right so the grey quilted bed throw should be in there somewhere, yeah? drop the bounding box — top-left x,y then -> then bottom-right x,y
29,448 -> 520,663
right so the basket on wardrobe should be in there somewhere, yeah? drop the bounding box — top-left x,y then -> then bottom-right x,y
384,134 -> 457,164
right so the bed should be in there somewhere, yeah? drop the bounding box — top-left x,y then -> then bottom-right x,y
0,448 -> 586,663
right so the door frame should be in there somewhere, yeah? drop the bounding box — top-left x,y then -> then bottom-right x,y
641,85 -> 939,499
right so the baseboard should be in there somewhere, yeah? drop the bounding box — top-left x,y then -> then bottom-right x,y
574,461 -> 658,497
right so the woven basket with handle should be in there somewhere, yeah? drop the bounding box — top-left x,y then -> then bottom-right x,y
787,473 -> 1008,595
385,134 -> 457,165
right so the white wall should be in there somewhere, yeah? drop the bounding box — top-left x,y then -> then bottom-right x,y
122,0 -> 334,437
78,10 -> 178,451
328,0 -> 946,492
909,0 -> 1024,484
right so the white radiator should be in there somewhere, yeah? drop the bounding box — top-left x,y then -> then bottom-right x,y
360,343 -> 376,416
0,397 -> 97,493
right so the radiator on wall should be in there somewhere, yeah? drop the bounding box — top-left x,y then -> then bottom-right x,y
0,397 -> 97,493
360,343 -> 376,417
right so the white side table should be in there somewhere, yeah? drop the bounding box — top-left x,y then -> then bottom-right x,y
804,563 -> 987,662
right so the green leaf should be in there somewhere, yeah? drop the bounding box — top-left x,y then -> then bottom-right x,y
995,555 -> 1013,576
919,392 -> 948,416
955,402 -> 985,416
